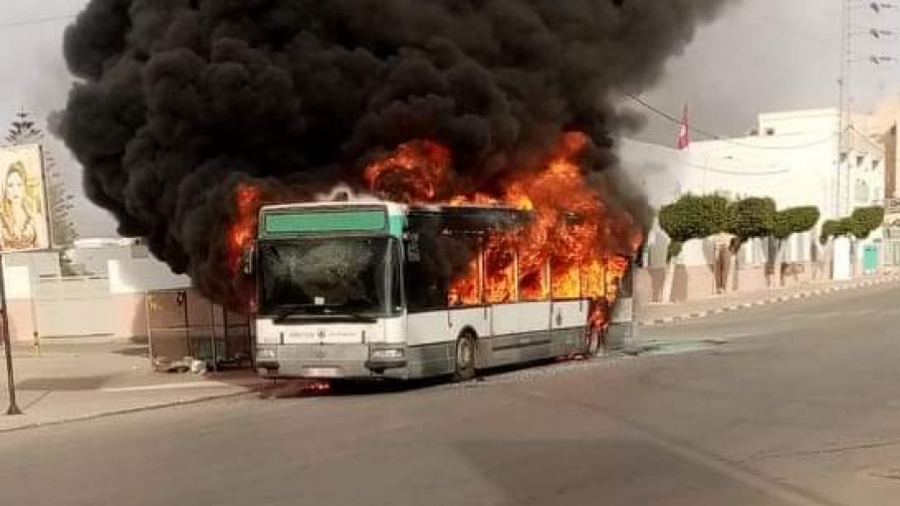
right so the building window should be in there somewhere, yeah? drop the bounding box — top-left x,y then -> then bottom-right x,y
855,180 -> 870,203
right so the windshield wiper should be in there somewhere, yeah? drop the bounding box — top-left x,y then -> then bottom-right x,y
274,304 -> 311,323
273,304 -> 377,323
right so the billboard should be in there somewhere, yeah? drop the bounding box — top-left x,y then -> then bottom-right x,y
0,144 -> 49,253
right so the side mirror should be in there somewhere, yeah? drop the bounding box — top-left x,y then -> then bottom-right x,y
241,244 -> 256,276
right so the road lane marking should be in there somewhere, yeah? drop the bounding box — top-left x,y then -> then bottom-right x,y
101,382 -> 234,393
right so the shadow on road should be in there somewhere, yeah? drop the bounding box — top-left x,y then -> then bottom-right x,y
16,375 -> 114,392
252,357 -> 589,399
455,440 -> 843,506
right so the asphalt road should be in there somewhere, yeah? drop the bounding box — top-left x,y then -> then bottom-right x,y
1,285 -> 899,506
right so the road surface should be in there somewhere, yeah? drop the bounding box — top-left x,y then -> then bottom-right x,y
1,285 -> 899,506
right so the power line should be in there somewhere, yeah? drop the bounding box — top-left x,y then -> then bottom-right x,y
0,14 -> 77,30
650,149 -> 793,176
848,124 -> 888,151
689,163 -> 792,176
620,92 -> 837,150
621,92 -> 719,139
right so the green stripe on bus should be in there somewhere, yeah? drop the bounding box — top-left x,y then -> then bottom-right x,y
264,210 -> 387,235
388,215 -> 405,238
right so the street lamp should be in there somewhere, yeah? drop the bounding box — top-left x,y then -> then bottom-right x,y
869,2 -> 897,13
850,28 -> 896,38
848,54 -> 897,64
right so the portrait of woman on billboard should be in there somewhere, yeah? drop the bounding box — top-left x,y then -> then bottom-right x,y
0,145 -> 49,252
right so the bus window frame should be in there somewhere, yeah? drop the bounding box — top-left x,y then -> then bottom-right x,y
254,234 -> 402,318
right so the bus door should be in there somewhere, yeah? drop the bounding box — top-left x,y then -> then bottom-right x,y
606,259 -> 636,350
549,261 -> 590,354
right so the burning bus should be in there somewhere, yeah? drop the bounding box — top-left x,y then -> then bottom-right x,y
58,0 -> 725,381
245,200 -> 625,381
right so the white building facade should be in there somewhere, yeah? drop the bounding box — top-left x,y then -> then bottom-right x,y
622,108 -> 886,304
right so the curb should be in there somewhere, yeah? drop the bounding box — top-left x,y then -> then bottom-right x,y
638,276 -> 900,328
0,389 -> 256,435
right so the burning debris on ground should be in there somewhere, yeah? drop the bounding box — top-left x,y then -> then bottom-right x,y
59,0 -> 734,311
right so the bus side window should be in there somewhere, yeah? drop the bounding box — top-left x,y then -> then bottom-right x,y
618,260 -> 634,299
405,233 -> 447,312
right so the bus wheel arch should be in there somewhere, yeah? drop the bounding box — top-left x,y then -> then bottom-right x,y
453,329 -> 478,382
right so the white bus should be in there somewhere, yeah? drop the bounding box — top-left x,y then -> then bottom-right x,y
244,201 -> 606,381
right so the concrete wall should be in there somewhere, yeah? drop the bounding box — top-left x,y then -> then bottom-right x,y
625,107 -> 887,305
1,252 -> 192,343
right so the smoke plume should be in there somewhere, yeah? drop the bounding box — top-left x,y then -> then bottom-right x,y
60,0 -> 733,308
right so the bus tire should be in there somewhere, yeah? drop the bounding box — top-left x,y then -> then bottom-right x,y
453,332 -> 477,382
584,328 -> 602,359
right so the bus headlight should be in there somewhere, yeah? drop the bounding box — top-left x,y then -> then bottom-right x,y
257,348 -> 276,359
370,347 -> 405,360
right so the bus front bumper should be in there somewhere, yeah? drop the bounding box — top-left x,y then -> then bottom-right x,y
256,343 -> 409,379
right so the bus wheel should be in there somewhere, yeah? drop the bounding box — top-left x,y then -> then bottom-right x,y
453,332 -> 477,382
584,328 -> 602,359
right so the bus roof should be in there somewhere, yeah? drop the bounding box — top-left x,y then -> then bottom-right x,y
259,201 -> 532,233
406,204 -> 531,233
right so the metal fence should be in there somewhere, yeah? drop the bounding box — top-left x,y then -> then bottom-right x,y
146,289 -> 253,372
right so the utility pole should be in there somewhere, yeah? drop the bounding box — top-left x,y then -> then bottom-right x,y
837,0 -> 850,219
1,254 -> 22,416
836,0 -> 896,218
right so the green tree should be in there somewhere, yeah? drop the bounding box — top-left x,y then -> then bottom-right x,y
724,197 -> 776,291
725,197 -> 777,247
657,194 -> 729,302
769,206 -> 820,286
659,194 -> 729,259
820,207 -> 885,243
849,206 -> 885,240
818,207 -> 884,280
4,111 -> 78,250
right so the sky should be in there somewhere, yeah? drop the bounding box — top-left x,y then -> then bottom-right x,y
0,0 -> 895,238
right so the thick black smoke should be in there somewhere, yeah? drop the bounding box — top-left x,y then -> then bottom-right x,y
60,0 -> 733,308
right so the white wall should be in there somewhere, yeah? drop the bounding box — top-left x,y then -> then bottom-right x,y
109,258 -> 191,294
623,107 -> 886,274
622,129 -> 839,270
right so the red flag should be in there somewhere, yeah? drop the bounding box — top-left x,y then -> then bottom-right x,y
676,104 -> 690,150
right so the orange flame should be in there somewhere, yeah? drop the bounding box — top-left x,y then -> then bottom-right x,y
227,183 -> 262,272
363,141 -> 452,203
364,132 -> 643,329
226,132 -> 643,327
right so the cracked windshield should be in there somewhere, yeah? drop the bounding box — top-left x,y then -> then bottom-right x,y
0,1 -> 898,505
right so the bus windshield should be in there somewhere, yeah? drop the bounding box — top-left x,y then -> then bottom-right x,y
258,237 -> 398,318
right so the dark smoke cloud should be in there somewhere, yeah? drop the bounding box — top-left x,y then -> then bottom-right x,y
60,0 -> 733,308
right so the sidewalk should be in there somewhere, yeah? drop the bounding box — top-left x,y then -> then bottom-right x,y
0,340 -> 268,432
636,274 -> 900,327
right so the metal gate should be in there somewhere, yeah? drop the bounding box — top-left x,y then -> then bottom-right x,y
884,226 -> 900,268
35,275 -> 114,338
146,289 -> 253,372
